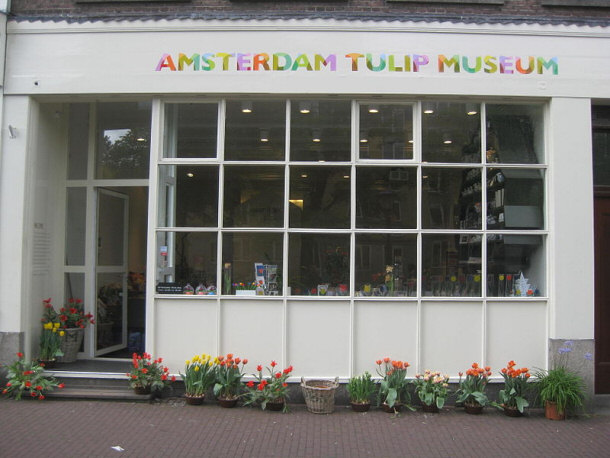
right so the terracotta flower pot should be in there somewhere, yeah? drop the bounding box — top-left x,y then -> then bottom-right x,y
350,401 -> 371,412
421,403 -> 439,413
545,401 -> 566,421
464,401 -> 484,415
185,394 -> 205,405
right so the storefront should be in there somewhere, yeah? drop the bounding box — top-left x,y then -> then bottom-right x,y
0,17 -> 607,390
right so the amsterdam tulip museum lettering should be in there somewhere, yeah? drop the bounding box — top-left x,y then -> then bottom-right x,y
155,52 -> 559,75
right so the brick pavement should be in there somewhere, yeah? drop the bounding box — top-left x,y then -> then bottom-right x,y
1,398 -> 609,457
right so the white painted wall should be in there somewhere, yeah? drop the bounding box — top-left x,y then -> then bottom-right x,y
548,97 -> 595,339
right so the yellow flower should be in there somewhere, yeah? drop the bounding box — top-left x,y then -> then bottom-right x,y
185,359 -> 191,366
53,322 -> 60,329
43,322 -> 53,330
52,328 -> 57,333
59,331 -> 65,337
194,366 -> 200,372
192,355 -> 200,362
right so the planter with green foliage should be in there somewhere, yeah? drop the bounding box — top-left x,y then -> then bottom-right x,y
347,371 -> 377,411
535,366 -> 585,420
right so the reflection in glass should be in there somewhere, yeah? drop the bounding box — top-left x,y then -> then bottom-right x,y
224,166 -> 284,227
66,187 -> 87,265
68,104 -> 89,180
356,167 -> 416,229
288,234 -> 350,296
422,167 -> 482,229
157,232 -> 217,290
95,102 -> 151,179
355,234 -> 417,297
289,166 -> 350,228
222,233 -> 283,295
422,102 -> 481,163
486,168 -> 544,230
486,234 -> 544,297
164,103 -> 218,158
96,272 -> 125,351
290,100 -> 351,162
225,100 -> 285,161
65,273 -> 85,303
158,165 -> 218,227
593,106 -> 610,186
422,234 -> 481,297
486,104 -> 544,164
359,104 -> 414,160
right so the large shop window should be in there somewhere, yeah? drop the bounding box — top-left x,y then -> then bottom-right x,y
156,100 -> 546,298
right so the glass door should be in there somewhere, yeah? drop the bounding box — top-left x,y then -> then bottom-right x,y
95,188 -> 129,355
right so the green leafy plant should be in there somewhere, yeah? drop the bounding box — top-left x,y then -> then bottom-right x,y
375,357 -> 412,409
498,360 -> 531,413
347,371 -> 377,404
127,352 -> 175,392
455,362 -> 492,407
1,352 -> 65,400
39,322 -> 65,361
213,353 -> 247,400
243,360 -> 293,411
180,353 -> 216,398
412,370 -> 451,409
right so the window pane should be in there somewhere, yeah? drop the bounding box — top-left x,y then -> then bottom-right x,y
422,167 -> 482,229
164,103 -> 217,158
225,100 -> 285,161
355,234 -> 417,297
487,234 -> 545,297
289,166 -> 351,229
66,187 -> 87,265
65,273 -> 85,302
359,104 -> 413,160
486,104 -> 544,164
158,165 -> 218,227
68,103 -> 89,180
422,102 -> 481,163
156,232 -> 217,292
290,100 -> 351,162
422,234 -> 482,297
223,166 -> 284,227
356,166 -> 417,229
593,106 -> 610,186
95,102 -> 151,179
222,233 -> 283,295
486,168 -> 544,230
288,234 -> 350,296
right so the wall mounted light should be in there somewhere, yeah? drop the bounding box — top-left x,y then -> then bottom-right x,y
312,129 -> 321,143
260,129 -> 269,142
241,101 -> 253,113
368,104 -> 379,114
359,130 -> 368,143
442,133 -> 453,145
423,103 -> 435,115
466,103 -> 478,116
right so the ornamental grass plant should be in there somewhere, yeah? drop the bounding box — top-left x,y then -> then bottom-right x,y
1,352 -> 65,400
181,353 -> 217,398
498,360 -> 532,413
243,360 -> 293,411
412,370 -> 451,409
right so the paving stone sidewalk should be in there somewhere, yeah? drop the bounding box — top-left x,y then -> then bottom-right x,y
1,398 -> 609,457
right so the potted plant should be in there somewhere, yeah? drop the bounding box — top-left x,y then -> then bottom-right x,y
127,352 -> 175,395
346,371 -> 377,412
38,322 -> 65,367
412,370 -> 451,413
41,298 -> 95,363
497,360 -> 532,416
180,353 -> 217,405
375,357 -> 413,413
456,362 -> 492,414
535,366 -> 585,420
233,281 -> 257,296
1,352 -> 65,400
243,360 -> 292,412
213,353 -> 247,407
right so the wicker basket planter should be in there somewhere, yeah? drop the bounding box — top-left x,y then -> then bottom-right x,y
301,377 -> 339,414
57,328 -> 84,363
